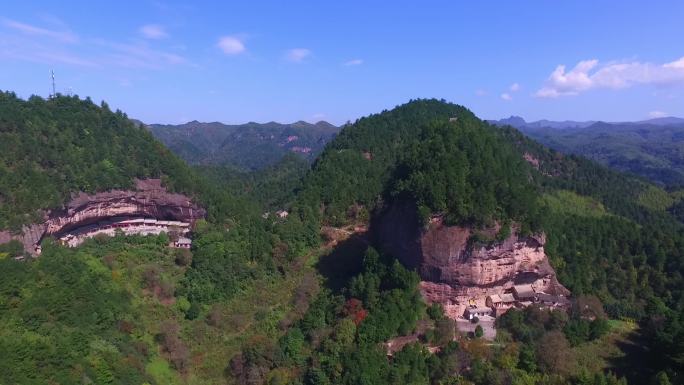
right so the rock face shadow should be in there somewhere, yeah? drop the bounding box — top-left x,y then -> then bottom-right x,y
606,329 -> 655,384
315,233 -> 369,293
372,201 -> 423,271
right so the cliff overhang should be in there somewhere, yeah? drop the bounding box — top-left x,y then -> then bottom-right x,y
0,179 -> 205,255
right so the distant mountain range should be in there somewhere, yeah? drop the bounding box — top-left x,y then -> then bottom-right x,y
489,115 -> 684,130
490,116 -> 684,186
144,113 -> 684,186
146,120 -> 339,170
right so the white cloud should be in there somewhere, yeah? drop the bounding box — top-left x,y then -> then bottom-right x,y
1,18 -> 78,43
217,36 -> 245,55
0,18 -> 188,70
99,40 -> 187,69
649,110 -> 668,118
664,57 -> 684,69
343,59 -> 363,66
1,47 -> 96,66
475,89 -> 487,96
0,22 -> 93,66
536,57 -> 684,98
510,82 -> 520,92
286,48 -> 311,63
500,93 -> 512,101
140,24 -> 168,39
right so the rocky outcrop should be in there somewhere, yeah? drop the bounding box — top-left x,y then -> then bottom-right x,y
46,179 -> 204,236
375,203 -> 568,318
0,223 -> 46,255
0,179 -> 205,255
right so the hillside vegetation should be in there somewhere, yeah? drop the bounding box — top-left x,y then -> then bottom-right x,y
1,97 -> 683,384
194,153 -> 310,212
276,100 -> 684,384
0,92 -> 196,230
0,92 -> 303,384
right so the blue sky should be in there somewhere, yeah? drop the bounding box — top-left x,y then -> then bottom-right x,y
1,1 -> 684,125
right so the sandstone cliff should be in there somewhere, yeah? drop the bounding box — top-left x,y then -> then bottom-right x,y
0,179 -> 205,255
375,203 -> 568,318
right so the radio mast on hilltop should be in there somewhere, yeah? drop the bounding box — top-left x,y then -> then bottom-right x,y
50,70 -> 56,98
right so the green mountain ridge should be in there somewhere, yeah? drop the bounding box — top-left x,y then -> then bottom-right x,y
522,122 -> 684,187
491,116 -> 684,187
146,119 -> 339,170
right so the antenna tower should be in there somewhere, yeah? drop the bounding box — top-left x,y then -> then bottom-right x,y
50,70 -> 56,98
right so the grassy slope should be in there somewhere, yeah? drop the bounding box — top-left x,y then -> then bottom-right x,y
571,320 -> 643,378
541,190 -> 609,218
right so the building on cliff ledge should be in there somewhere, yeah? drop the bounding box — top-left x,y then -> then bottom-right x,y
536,293 -> 571,308
173,236 -> 192,249
58,218 -> 192,248
464,306 -> 494,320
513,284 -> 536,301
486,293 -> 516,314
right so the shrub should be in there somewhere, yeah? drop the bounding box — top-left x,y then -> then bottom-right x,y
474,325 -> 484,338
185,302 -> 201,320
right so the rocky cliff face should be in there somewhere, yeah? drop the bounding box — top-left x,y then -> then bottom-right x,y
375,203 -> 568,318
0,179 -> 205,255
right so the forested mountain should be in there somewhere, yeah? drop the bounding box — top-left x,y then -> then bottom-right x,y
297,100 -> 483,225
490,116 -> 684,187
276,100 -> 684,384
147,120 -> 339,170
0,92 -> 195,230
0,93 -> 279,384
1,96 -> 683,385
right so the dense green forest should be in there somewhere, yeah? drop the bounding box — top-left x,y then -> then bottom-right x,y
297,100 -> 477,225
391,116 -> 540,229
1,96 -> 683,384
0,91 -> 192,230
194,153 -> 310,212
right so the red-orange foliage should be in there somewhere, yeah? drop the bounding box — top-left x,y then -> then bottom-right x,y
343,298 -> 368,325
